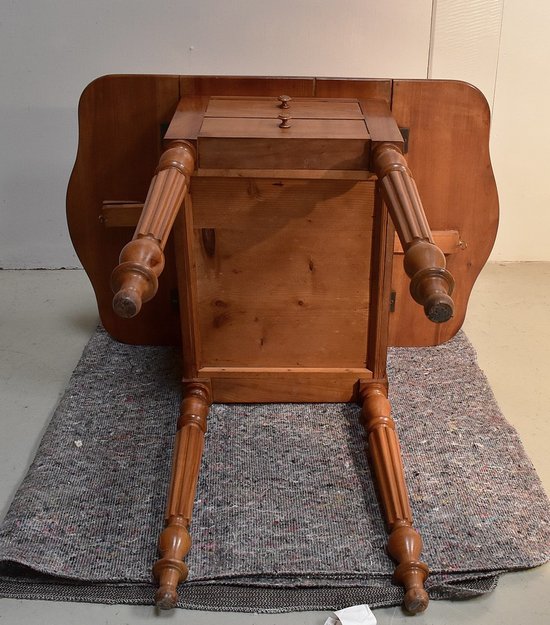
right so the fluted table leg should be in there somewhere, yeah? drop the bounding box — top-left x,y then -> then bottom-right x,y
111,140 -> 195,319
152,381 -> 211,609
360,382 -> 429,613
372,142 -> 455,323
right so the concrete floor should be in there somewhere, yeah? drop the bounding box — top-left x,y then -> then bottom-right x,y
0,264 -> 548,624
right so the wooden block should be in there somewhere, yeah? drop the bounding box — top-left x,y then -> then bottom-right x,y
180,75 -> 315,97
101,202 -> 143,228
204,97 -> 365,119
360,99 -> 404,145
168,95 -> 371,171
164,96 -> 209,142
203,368 -> 372,403
393,230 -> 462,255
199,117 -> 369,139
314,78 -> 392,103
198,138 -> 369,170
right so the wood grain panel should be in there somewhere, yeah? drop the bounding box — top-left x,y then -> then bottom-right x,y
199,117 -> 369,139
315,78 -> 392,103
208,370 -> 370,403
69,76 -> 497,349
187,178 -> 374,368
198,137 -> 369,170
389,80 -> 498,346
164,96 -> 209,142
205,97 -> 364,119
195,169 -> 373,181
360,98 -> 404,145
190,177 -> 375,229
174,196 -> 202,380
180,75 -> 315,97
199,307 -> 370,368
67,74 -> 181,345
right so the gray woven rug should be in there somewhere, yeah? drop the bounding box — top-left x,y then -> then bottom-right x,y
0,328 -> 549,612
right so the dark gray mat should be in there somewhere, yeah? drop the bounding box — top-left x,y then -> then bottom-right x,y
0,328 -> 548,612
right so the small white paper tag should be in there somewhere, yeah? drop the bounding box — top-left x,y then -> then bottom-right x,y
324,603 -> 377,625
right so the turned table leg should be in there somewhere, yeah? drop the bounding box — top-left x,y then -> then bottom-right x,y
372,142 -> 455,323
111,140 -> 195,319
360,382 -> 429,613
152,381 -> 211,609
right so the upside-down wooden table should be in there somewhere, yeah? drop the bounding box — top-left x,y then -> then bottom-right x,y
67,75 -> 499,614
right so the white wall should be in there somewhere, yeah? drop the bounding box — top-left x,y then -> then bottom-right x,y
1,1 -> 548,267
428,0 -> 503,107
489,1 -> 550,261
0,0 -> 432,269
429,0 -> 550,262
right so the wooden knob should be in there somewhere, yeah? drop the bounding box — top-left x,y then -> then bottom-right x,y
278,94 -> 292,109
278,114 -> 292,128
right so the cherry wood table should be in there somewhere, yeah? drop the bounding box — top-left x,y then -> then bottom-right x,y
67,75 -> 498,614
